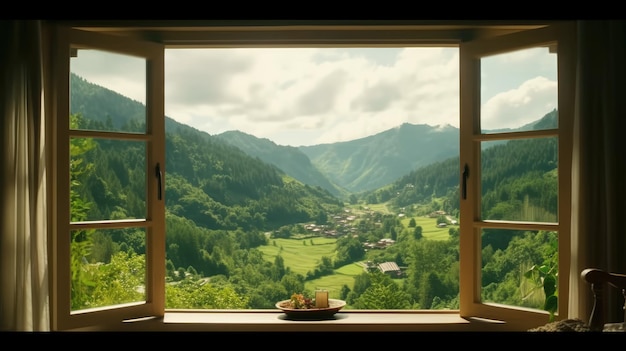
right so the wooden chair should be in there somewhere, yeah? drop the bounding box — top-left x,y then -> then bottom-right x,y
581,268 -> 626,332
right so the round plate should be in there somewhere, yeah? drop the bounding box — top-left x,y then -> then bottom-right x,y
276,299 -> 346,320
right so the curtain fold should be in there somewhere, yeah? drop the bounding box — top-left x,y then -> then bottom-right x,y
569,20 -> 626,323
0,20 -> 50,332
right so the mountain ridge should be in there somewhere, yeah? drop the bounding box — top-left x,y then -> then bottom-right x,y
70,72 -> 556,200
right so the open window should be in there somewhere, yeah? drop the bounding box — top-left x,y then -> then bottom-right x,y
459,23 -> 575,326
51,21 -> 574,331
52,27 -> 165,330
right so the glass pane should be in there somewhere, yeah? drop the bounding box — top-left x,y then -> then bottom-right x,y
163,47 -> 461,310
480,46 -> 557,133
480,137 -> 558,222
70,48 -> 146,133
70,228 -> 146,312
480,229 -> 558,312
70,136 -> 146,221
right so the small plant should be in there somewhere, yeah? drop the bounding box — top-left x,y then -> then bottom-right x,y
288,293 -> 315,309
524,264 -> 558,322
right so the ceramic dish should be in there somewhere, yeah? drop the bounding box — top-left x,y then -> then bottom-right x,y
275,298 -> 346,320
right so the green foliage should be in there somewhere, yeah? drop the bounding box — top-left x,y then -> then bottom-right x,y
69,113 -> 98,310
481,230 -> 558,314
524,262 -> 558,321
89,251 -> 145,307
352,272 -> 412,309
72,249 -> 146,310
166,278 -> 249,309
70,230 -> 94,310
334,236 -> 365,267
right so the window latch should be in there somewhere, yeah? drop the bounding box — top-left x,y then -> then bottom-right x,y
462,164 -> 469,200
156,162 -> 163,200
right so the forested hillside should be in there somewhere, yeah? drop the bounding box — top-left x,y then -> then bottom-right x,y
215,130 -> 345,197
300,123 -> 459,193
364,109 -> 558,222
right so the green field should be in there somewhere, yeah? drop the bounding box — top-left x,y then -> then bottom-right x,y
258,212 -> 457,299
305,262 -> 364,300
258,237 -> 365,298
258,237 -> 338,276
401,215 -> 453,241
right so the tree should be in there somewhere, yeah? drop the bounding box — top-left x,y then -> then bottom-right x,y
413,225 -> 423,240
352,272 -> 411,309
166,278 -> 249,309
280,272 -> 305,296
408,218 -> 417,227
335,236 -> 365,267
68,113 -> 98,310
340,284 -> 351,300
271,255 -> 286,281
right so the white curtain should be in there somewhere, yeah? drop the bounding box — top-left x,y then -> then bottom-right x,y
0,20 -> 50,331
569,20 -> 626,323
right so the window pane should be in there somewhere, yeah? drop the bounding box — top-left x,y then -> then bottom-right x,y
70,228 -> 146,312
480,229 -> 558,312
480,137 -> 558,222
70,49 -> 146,134
70,137 -> 146,221
480,46 -> 557,133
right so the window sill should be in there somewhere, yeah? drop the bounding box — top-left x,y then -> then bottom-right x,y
75,311 -> 509,332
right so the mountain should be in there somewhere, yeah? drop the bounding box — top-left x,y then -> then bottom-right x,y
217,112 -> 557,195
299,123 -> 459,193
214,131 -> 346,197
70,71 -> 557,205
69,73 -> 345,231
216,123 -> 459,194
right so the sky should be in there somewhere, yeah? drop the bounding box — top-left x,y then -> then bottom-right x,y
70,46 -> 557,147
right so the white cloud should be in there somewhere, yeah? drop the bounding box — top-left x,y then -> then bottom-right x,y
481,76 -> 557,130
163,47 -> 463,146
70,46 -> 557,146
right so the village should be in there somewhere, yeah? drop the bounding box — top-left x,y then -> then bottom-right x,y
297,206 -> 459,279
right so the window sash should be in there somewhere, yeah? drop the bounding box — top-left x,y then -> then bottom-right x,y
458,23 -> 575,325
52,26 -> 165,330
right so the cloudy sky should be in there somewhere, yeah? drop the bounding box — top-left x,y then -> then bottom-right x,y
71,46 -> 557,147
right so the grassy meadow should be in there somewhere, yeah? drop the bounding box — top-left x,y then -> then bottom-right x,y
401,215 -> 452,241
305,262 -> 365,300
258,211 -> 458,300
258,236 -> 338,277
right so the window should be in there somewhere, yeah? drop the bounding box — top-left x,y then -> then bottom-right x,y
51,21 -> 574,331
459,25 -> 574,325
52,28 -> 165,330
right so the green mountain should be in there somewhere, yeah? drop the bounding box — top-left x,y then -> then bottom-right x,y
216,124 -> 460,195
299,123 -> 459,193
70,72 -> 557,225
215,130 -> 347,197
70,73 -> 344,231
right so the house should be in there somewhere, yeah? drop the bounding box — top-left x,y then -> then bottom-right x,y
1,19 -> 624,333
378,262 -> 403,278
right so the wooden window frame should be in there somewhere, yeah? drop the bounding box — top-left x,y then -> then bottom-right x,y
49,21 -> 574,332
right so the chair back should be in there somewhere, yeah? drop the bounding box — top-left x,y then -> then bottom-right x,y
581,268 -> 626,332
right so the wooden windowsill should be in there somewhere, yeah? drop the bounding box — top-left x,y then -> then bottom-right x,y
74,311 -> 509,332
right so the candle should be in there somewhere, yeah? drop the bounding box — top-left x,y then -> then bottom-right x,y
315,290 -> 329,308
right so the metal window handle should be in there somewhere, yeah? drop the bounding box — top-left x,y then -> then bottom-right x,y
462,164 -> 469,200
156,162 -> 162,200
